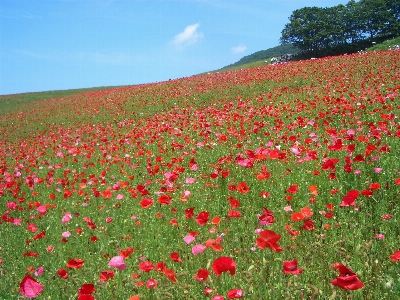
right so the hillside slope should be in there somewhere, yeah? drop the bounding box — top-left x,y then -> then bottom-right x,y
219,44 -> 300,70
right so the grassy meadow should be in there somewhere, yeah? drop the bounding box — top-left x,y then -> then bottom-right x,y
0,50 -> 399,299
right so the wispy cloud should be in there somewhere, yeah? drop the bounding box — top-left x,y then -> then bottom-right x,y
231,44 -> 247,54
171,23 -> 204,49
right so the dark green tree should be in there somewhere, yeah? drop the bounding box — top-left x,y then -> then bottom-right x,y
384,0 -> 400,36
280,0 -> 400,57
344,0 -> 364,44
280,7 -> 329,55
357,0 -> 393,38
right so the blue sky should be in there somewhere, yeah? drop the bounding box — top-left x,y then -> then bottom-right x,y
1,0 -> 350,95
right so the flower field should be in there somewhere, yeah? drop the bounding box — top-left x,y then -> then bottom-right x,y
0,50 -> 399,299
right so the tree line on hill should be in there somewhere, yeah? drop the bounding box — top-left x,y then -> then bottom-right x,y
280,0 -> 399,57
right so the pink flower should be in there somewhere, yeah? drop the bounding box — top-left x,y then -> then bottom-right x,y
146,278 -> 157,289
375,234 -> 385,240
34,266 -> 44,277
347,129 -> 355,135
192,244 -> 206,255
62,231 -> 71,238
116,194 -> 124,200
108,256 -> 126,270
183,235 -> 195,244
61,212 -> 72,224
37,205 -> 47,214
284,205 -> 292,212
185,177 -> 196,184
19,274 -> 44,298
182,190 -> 191,197
7,202 -> 17,209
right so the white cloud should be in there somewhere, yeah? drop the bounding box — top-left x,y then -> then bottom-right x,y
231,44 -> 247,54
171,23 -> 204,49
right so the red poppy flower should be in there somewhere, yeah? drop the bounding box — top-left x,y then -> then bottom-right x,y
169,252 -> 183,262
256,165 -> 271,180
78,283 -> 96,296
365,144 -> 376,156
228,196 -> 240,208
353,154 -> 365,162
236,182 -> 250,194
185,207 -> 195,219
155,261 -> 167,273
212,256 -> 236,276
300,206 -> 313,218
390,250 -> 400,262
308,185 -> 318,196
27,223 -> 38,232
258,208 -> 274,225
212,216 -> 221,225
33,231 -> 46,240
158,194 -> 172,205
119,247 -> 134,258
302,219 -> 315,231
256,230 -> 283,252
227,288 -> 243,298
100,270 -> 115,282
369,183 -> 380,190
195,211 -> 209,226
206,238 -> 223,252
291,212 -> 304,221
163,268 -> 177,283
67,258 -> 85,269
78,295 -> 95,300
139,261 -> 154,272
227,210 -> 241,218
193,269 -> 209,282
140,198 -> 153,208
146,278 -> 158,289
340,190 -> 359,207
361,189 -> 373,197
64,189 -> 73,198
282,260 -> 303,274
56,269 -> 68,279
286,184 -> 298,194
101,189 -> 112,199
331,263 -> 364,290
